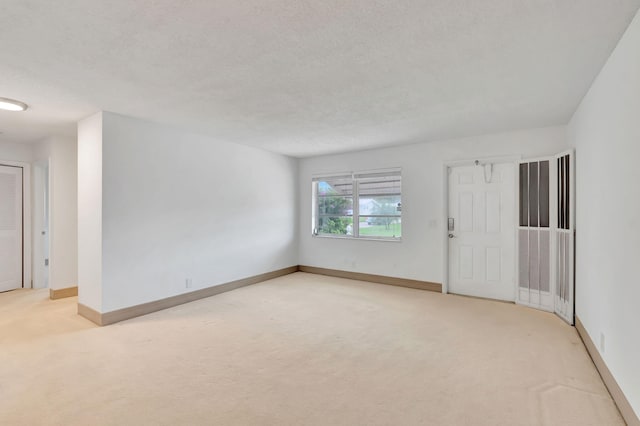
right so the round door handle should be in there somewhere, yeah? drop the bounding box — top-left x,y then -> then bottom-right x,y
448,233 -> 456,238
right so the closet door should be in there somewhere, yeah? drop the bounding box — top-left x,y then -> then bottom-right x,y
0,165 -> 23,292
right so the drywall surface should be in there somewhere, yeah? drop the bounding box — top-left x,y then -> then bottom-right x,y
299,126 -> 567,283
77,113 -> 103,311
0,141 -> 33,163
33,136 -> 78,291
99,112 -> 297,312
568,9 -> 640,418
47,136 -> 78,291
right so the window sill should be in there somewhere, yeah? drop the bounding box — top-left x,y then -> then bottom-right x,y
312,234 -> 402,243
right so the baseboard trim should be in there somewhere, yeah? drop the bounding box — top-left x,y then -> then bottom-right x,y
298,265 -> 442,293
77,303 -> 102,326
50,286 -> 78,300
77,266 -> 298,326
575,316 -> 639,426
77,265 -> 441,326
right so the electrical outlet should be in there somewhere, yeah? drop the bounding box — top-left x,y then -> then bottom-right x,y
600,332 -> 605,353
185,278 -> 192,289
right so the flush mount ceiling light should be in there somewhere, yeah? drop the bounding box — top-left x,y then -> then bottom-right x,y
0,97 -> 28,112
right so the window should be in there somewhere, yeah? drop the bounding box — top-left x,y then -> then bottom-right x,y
312,170 -> 401,240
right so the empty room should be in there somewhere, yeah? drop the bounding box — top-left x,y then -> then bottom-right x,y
1,1 -> 639,425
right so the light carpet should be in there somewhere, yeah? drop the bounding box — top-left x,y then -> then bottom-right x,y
0,272 -> 623,425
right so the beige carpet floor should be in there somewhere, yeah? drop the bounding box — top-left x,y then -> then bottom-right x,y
0,272 -> 623,425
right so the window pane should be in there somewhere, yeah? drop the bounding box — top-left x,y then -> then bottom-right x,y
565,155 -> 570,230
519,163 -> 529,226
528,162 -> 539,227
358,175 -> 401,217
358,175 -> 401,197
557,158 -> 561,229
317,216 -> 353,236
318,196 -> 353,216
317,179 -> 352,196
539,160 -> 549,227
560,157 -> 565,229
359,216 -> 401,238
358,195 -> 401,216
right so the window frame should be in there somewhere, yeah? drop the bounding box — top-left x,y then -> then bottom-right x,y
312,169 -> 402,241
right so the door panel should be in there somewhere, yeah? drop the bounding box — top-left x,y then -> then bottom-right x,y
539,230 -> 550,292
486,247 -> 501,281
554,152 -> 575,324
517,153 -> 575,323
448,163 -> 516,301
459,193 -> 473,232
459,245 -> 473,279
0,165 -> 23,292
529,229 -> 540,291
517,160 -> 553,311
486,192 -> 501,233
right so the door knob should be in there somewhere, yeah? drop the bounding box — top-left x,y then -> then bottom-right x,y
448,233 -> 456,238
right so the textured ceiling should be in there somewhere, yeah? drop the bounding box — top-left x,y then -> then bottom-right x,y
0,1 -> 639,157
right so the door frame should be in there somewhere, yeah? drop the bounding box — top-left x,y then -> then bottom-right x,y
32,160 -> 50,289
0,159 -> 32,289
441,155 -> 520,296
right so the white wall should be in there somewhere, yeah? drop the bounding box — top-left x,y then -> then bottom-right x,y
49,136 -> 78,291
299,126 -> 567,283
78,112 -> 298,312
33,136 -> 78,291
0,140 -> 33,163
77,112 -> 104,311
568,8 -> 640,418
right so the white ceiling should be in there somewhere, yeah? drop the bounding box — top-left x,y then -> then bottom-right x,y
0,1 -> 639,157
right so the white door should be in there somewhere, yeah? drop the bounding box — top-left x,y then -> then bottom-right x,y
0,165 -> 23,292
448,162 -> 516,301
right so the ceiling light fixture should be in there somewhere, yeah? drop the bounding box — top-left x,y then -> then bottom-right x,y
0,97 -> 28,112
